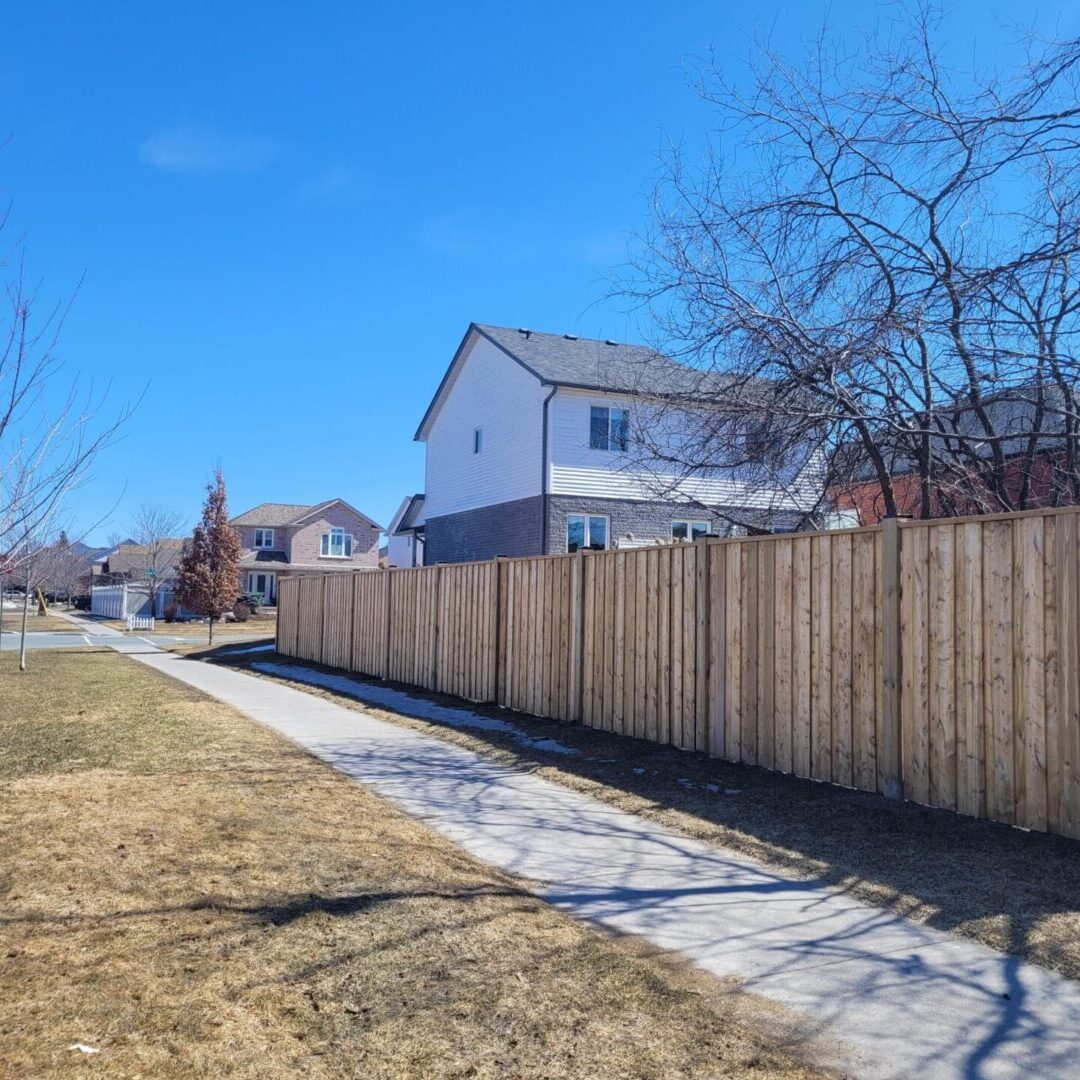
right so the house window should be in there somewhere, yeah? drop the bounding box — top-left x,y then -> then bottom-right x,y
589,406 -> 629,451
321,527 -> 353,558
473,427 -> 484,454
672,520 -> 710,542
253,528 -> 274,549
567,514 -> 608,553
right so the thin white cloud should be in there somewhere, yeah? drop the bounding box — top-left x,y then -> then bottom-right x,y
298,165 -> 369,204
139,126 -> 279,174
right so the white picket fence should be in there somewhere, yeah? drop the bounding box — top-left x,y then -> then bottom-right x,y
91,583 -> 181,620
126,614 -> 155,631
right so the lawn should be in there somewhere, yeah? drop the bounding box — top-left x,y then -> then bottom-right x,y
211,649 -> 1080,985
0,611 -> 86,634
0,649 -> 824,1079
98,612 -> 278,638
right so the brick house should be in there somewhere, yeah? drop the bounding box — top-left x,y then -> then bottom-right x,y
828,388 -> 1080,525
229,500 -> 383,603
413,323 -> 824,564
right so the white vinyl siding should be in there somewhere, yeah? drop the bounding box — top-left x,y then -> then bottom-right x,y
423,335 -> 547,519
548,388 -> 824,511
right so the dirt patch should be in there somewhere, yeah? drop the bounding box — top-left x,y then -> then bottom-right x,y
0,649 -> 828,1078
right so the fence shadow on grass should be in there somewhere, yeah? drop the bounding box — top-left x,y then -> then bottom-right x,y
212,652 -> 1080,985
275,726 -> 1080,1080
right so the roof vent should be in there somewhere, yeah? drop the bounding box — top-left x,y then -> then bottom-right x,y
563,333 -> 578,340
604,339 -> 619,346
517,327 -> 531,339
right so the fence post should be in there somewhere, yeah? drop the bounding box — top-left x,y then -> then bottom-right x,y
430,564 -> 442,690
493,557 -> 505,704
881,516 -> 904,799
275,580 -> 283,653
383,571 -> 393,680
706,537 -> 725,758
695,536 -> 712,754
572,548 -> 586,723
319,575 -> 328,666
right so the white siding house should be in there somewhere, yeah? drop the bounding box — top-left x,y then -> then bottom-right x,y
414,323 -> 825,564
387,495 -> 426,568
422,334 -> 547,521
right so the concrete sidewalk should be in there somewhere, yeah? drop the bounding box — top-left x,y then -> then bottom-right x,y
121,645 -> 1080,1080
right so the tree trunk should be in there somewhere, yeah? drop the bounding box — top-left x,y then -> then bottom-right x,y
19,566 -> 31,672
208,617 -> 214,645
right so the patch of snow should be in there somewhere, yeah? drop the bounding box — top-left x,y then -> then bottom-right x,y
705,783 -> 719,793
724,789 -> 742,796
217,642 -> 276,656
632,767 -> 646,775
251,662 -> 579,756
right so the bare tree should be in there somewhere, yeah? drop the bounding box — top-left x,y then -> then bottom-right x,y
0,221 -> 131,666
622,6 -> 1080,525
46,530 -> 86,606
130,504 -> 185,616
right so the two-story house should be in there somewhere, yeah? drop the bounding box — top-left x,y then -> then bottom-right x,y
414,323 -> 824,565
229,499 -> 383,603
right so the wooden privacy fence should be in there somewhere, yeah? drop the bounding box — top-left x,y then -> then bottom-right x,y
276,506 -> 1080,840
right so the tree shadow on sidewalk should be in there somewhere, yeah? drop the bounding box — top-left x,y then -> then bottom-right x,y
209,649 -> 1080,987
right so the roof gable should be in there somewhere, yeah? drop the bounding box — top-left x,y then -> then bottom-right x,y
415,322 -> 714,441
230,502 -> 315,528
389,494 -> 425,534
289,498 -> 384,532
231,500 -> 384,531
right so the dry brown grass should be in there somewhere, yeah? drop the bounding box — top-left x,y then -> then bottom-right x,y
214,651 -> 1080,986
99,613 -> 277,638
0,649 -> 828,1079
0,611 -> 86,633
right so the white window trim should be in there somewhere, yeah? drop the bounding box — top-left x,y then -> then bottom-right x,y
672,519 -> 710,542
253,528 -> 275,549
566,512 -> 610,553
320,527 -> 354,559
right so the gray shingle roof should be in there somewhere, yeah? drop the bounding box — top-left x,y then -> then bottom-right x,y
842,384 -> 1079,481
416,323 -> 719,440
105,540 -> 186,579
230,502 -> 322,527
474,324 -> 696,394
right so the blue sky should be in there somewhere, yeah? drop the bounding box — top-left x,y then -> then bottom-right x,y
3,1 -> 1075,543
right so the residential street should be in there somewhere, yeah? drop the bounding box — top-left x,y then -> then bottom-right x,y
112,643 -> 1080,1080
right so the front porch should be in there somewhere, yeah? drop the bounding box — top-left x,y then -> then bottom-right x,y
242,570 -> 278,605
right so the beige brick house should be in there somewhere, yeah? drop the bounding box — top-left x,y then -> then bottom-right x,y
230,499 -> 383,604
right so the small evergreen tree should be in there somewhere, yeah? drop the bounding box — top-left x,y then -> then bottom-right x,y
174,469 -> 241,643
